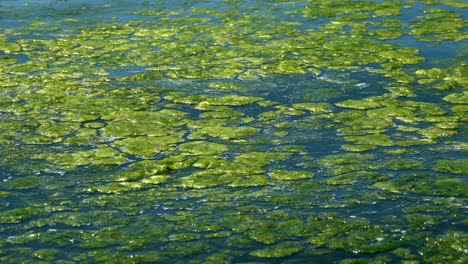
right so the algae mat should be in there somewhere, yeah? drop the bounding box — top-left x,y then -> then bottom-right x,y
0,0 -> 467,263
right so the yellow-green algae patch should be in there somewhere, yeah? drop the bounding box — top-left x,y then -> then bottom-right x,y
36,120 -> 78,139
293,103 -> 331,114
410,9 -> 467,42
434,159 -> 468,174
35,146 -> 127,171
443,92 -> 468,104
341,144 -> 376,152
188,124 -> 259,140
343,134 -> 393,147
32,249 -> 58,261
269,170 -> 313,181
335,99 -> 382,110
112,132 -> 185,158
373,174 -> 468,196
0,207 -> 41,224
179,163 -> 266,189
422,231 -> 468,264
199,95 -> 263,106
179,141 -> 228,156
3,176 -> 42,190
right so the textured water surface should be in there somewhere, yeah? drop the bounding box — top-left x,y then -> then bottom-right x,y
0,0 -> 467,263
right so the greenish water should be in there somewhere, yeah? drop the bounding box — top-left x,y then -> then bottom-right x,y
0,0 -> 467,263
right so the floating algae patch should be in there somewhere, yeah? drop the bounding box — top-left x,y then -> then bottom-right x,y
3,176 -> 42,190
269,170 -> 313,181
36,146 -> 127,171
292,103 -> 331,114
112,132 -> 185,158
443,91 -> 468,104
434,159 -> 468,174
410,9 -> 467,42
341,144 -> 376,152
0,0 -> 467,263
250,242 -> 303,258
234,152 -> 292,167
200,95 -> 263,106
189,124 -> 259,140
373,174 -> 468,196
179,141 -> 228,156
343,133 -> 394,147
0,207 -> 42,224
422,231 -> 468,264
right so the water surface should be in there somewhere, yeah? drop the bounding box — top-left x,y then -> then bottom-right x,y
0,0 -> 467,263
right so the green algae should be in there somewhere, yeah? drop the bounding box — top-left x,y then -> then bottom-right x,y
250,242 -> 303,258
406,213 -> 443,228
333,110 -> 394,133
305,214 -> 401,254
102,110 -> 186,138
343,134 -> 393,147
383,159 -> 424,171
269,170 -> 313,181
234,152 -> 291,167
37,146 -> 127,170
228,174 -> 269,187
200,107 -> 244,119
179,141 -> 228,156
418,127 -> 458,141
3,176 -> 42,189
169,233 -> 201,242
434,159 -> 468,174
189,125 -> 258,140
102,121 -> 173,138
36,121 -> 78,139
0,207 -> 40,224
179,163 -> 265,189
328,171 -> 389,185
451,105 -> 468,121
318,153 -> 379,177
373,174 -> 468,196
64,128 -> 100,146
411,9 -> 466,42
369,28 -> 405,40
258,111 -> 281,122
0,42 -> 21,54
319,153 -> 375,168
118,172 -> 169,186
113,133 -> 185,158
0,1 -> 467,262
199,95 -> 263,106
335,100 -> 382,110
443,92 -> 468,104
208,82 -> 243,91
32,249 -> 58,261
341,144 -> 376,152
293,103 -> 331,114
422,231 -> 468,264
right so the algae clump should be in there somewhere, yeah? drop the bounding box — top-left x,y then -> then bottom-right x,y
250,242 -> 303,258
269,170 -> 313,181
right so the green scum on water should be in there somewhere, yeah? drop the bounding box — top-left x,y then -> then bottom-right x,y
0,0 -> 467,263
